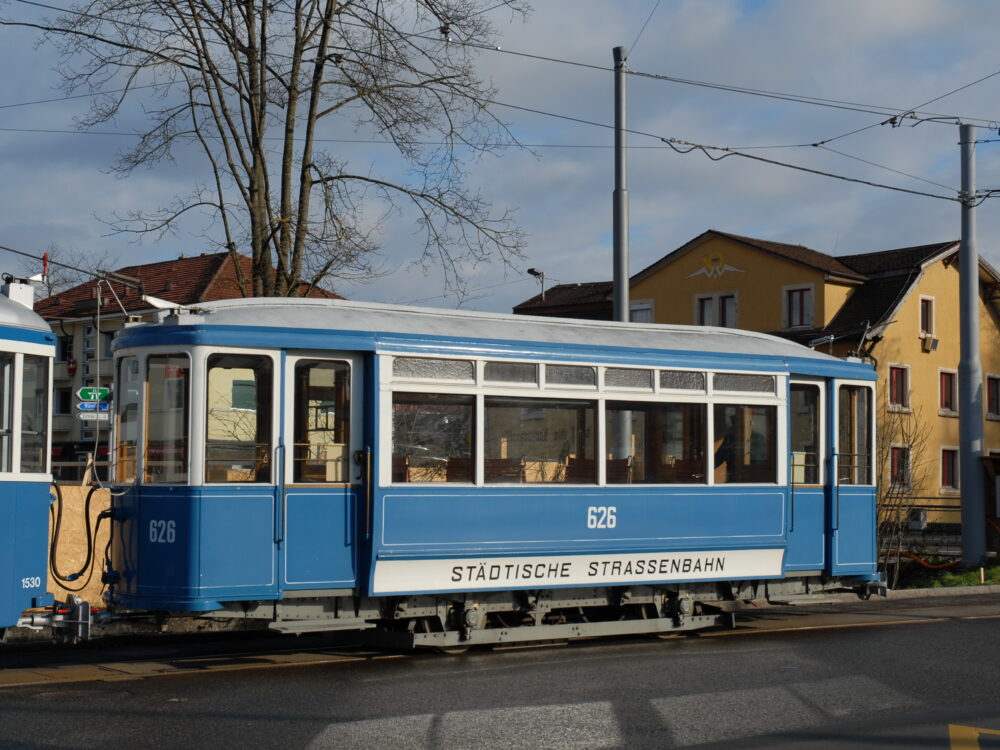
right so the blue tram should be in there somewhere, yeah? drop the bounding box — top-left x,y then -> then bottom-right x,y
103,299 -> 879,647
0,280 -> 54,632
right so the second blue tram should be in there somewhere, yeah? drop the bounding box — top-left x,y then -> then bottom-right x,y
106,299 -> 879,647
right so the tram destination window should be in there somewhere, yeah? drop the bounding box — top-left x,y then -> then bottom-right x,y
0,353 -> 12,472
484,397 -> 595,483
713,404 -> 777,483
116,356 -> 140,483
145,354 -> 190,484
205,353 -> 273,483
606,402 -> 706,484
392,393 -> 474,482
293,360 -> 350,483
20,355 -> 49,473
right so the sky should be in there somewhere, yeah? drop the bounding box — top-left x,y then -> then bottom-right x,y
3,0 -> 1000,312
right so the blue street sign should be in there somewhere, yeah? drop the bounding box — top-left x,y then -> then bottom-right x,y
76,401 -> 111,412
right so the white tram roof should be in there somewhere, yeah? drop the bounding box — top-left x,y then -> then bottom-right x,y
170,297 -> 849,364
0,293 -> 49,333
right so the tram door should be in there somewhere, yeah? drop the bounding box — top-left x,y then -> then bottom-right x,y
828,381 -> 877,574
280,353 -> 363,589
786,381 -> 826,571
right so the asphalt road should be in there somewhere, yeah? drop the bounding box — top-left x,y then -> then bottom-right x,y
2,594 -> 1000,749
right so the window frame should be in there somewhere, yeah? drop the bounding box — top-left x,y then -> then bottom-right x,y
919,295 -> 935,337
382,354 -> 784,487
694,291 -> 738,328
939,368 -> 958,416
887,364 -> 911,411
941,446 -> 960,493
889,443 -> 911,488
986,374 -> 1000,420
782,284 -> 814,329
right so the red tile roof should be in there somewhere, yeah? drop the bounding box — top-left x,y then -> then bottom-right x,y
35,251 -> 342,319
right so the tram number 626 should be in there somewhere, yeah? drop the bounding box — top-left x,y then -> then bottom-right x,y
149,519 -> 177,544
587,506 -> 617,529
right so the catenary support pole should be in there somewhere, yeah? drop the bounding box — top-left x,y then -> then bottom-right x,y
612,46 -> 629,323
959,122 -> 986,566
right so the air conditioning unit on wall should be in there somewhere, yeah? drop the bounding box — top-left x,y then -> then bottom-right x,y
907,508 -> 928,531
922,337 -> 939,353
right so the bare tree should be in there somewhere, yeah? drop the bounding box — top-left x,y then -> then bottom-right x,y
875,383 -> 932,588
3,1 -> 529,297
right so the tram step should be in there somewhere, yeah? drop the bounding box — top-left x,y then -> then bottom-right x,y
767,594 -> 842,606
268,619 -> 376,634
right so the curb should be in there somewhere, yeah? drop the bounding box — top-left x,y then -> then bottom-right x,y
885,583 -> 1000,599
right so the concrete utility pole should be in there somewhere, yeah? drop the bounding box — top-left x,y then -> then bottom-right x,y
612,45 -> 629,323
958,122 -> 986,566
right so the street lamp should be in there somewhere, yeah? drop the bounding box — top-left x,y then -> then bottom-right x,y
527,268 -> 545,301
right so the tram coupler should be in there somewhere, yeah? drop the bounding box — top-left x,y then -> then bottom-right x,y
16,596 -> 106,642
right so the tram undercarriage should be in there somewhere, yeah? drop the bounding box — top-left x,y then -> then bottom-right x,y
199,576 -> 882,650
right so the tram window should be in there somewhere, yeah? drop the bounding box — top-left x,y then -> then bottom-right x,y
605,368 -> 653,390
484,361 -> 538,385
145,354 -> 190,484
0,353 -> 12,472
838,385 -> 872,485
714,373 -> 775,394
393,357 -> 473,382
116,356 -> 140,483
713,405 -> 777,484
20,355 -> 49,473
392,393 -> 474,482
293,360 -> 350,483
606,402 -> 706,484
659,370 -> 705,391
790,384 -> 820,484
546,364 -> 596,388
484,397 -> 595,483
205,354 -> 273,483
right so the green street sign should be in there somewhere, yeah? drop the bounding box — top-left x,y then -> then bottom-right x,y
76,387 -> 110,401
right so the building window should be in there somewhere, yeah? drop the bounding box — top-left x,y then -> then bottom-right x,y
941,448 -> 959,490
695,292 -> 737,327
888,365 -> 909,409
920,297 -> 934,336
987,375 -> 1000,418
939,370 -> 957,414
54,387 -> 73,416
890,445 -> 910,487
784,286 -> 813,329
57,336 -> 73,362
102,332 -> 115,358
629,301 -> 653,323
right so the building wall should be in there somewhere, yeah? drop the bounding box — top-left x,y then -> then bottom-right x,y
871,259 -> 1000,518
631,236 -> 832,331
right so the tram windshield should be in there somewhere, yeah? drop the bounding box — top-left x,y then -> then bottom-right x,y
20,355 -> 48,473
144,354 -> 190,483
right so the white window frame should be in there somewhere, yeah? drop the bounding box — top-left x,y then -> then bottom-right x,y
887,362 -> 911,413
693,291 -> 738,328
888,442 -> 912,489
782,284 -> 815,329
919,295 -> 935,338
940,445 -> 960,494
629,300 -> 653,323
986,373 -> 1000,420
938,367 -> 958,417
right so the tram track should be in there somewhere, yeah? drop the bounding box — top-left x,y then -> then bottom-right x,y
2,591 -> 999,689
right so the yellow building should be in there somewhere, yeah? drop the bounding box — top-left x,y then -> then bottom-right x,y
514,229 -> 1000,531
